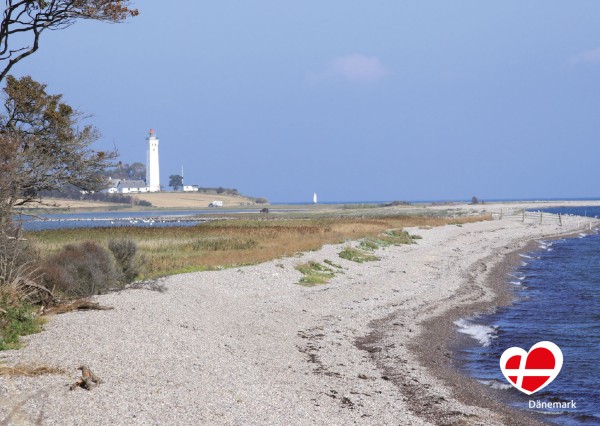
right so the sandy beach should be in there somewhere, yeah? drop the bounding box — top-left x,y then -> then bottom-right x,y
0,204 -> 596,425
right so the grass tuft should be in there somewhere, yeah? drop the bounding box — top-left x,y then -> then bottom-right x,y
295,261 -> 335,286
0,297 -> 45,350
323,259 -> 343,269
339,247 -> 379,263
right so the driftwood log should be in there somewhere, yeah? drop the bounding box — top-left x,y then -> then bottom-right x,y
43,300 -> 113,316
69,366 -> 102,390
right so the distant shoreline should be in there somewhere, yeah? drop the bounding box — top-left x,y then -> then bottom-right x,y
19,197 -> 600,213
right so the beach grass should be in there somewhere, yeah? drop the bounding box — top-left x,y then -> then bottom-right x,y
28,215 -> 490,280
339,247 -> 380,263
295,261 -> 336,286
0,300 -> 46,350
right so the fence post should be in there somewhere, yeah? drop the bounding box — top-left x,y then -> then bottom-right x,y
500,209 -> 503,220
540,211 -> 543,225
559,213 -> 562,227
522,209 -> 525,223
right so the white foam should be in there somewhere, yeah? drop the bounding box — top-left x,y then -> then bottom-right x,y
478,379 -> 512,390
521,261 -> 528,267
519,254 -> 534,259
509,281 -> 522,286
508,274 -> 526,280
454,318 -> 498,347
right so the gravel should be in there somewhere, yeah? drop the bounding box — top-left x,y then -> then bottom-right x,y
0,211 -> 593,425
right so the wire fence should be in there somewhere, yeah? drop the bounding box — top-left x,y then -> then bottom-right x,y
490,209 -> 600,231
491,209 -> 562,225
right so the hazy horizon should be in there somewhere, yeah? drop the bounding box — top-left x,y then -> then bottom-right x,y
10,1 -> 600,203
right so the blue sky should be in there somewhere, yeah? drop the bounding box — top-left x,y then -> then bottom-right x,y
9,1 -> 600,202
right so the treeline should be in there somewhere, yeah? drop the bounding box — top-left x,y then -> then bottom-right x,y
101,162 -> 145,181
42,186 -> 152,207
196,187 -> 240,196
195,188 -> 268,203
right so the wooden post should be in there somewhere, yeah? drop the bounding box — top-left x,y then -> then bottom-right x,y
522,209 -> 525,223
540,211 -> 543,225
559,213 -> 562,227
500,209 -> 503,220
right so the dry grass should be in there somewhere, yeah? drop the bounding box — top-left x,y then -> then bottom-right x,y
0,364 -> 67,377
131,192 -> 255,208
29,215 -> 490,279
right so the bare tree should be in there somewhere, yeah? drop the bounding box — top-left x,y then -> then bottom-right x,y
0,0 -> 138,82
0,75 -> 117,225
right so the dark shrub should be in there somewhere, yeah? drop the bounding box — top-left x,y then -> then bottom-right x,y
42,241 -> 120,298
108,239 -> 141,283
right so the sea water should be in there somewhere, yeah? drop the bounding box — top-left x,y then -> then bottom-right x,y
456,206 -> 600,425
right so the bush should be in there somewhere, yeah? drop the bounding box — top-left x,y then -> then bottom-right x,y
42,241 -> 121,298
108,239 -> 141,283
254,197 -> 269,204
381,200 -> 411,207
0,225 -> 47,305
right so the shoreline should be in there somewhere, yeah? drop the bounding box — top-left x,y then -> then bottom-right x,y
1,211 -> 597,424
358,225 -> 595,425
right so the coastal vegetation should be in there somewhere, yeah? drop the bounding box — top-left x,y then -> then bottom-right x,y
295,261 -> 336,286
0,213 -> 489,349
31,214 -> 487,280
0,297 -> 45,350
0,0 -> 140,352
339,247 -> 380,263
41,187 -> 153,207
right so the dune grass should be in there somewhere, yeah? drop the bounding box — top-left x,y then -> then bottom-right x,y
295,261 -> 336,286
28,215 -> 490,280
339,247 -> 379,263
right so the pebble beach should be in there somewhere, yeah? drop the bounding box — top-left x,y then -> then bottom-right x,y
0,204 -> 595,425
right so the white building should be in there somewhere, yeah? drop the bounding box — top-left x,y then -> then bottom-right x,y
146,129 -> 160,192
183,185 -> 199,192
117,180 -> 149,194
104,177 -> 120,194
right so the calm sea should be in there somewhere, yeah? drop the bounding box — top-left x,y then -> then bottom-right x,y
456,206 -> 600,425
16,209 -> 271,231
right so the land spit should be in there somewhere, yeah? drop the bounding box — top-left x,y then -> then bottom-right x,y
0,211 -> 595,425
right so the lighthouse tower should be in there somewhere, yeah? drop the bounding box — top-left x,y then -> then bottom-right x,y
145,129 -> 160,192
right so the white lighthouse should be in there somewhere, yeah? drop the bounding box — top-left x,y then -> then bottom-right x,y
145,129 -> 160,192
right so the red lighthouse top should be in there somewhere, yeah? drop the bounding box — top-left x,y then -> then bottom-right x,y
149,129 -> 155,135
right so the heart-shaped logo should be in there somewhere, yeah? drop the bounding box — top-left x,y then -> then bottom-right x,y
500,341 -> 563,395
